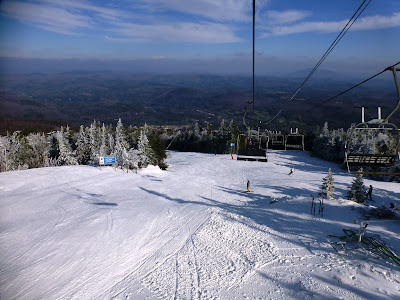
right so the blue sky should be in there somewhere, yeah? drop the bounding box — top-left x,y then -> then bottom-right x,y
0,0 -> 399,75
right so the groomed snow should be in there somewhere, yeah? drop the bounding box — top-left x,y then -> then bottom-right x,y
0,151 -> 399,299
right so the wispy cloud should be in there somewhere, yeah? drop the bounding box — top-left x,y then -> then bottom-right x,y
135,0 -> 253,22
37,0 -> 130,21
265,10 -> 311,25
0,0 -> 244,43
352,12 -> 400,30
110,21 -> 241,44
0,1 -> 92,34
262,12 -> 400,37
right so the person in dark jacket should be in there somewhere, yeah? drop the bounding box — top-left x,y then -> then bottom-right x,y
367,185 -> 373,201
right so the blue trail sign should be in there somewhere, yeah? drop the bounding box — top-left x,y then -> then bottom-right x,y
99,156 -> 116,165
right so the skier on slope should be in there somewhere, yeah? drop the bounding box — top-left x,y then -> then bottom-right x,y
366,185 -> 373,201
247,180 -> 250,192
288,167 -> 294,175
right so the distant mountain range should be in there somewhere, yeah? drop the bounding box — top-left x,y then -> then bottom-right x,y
0,71 -> 398,135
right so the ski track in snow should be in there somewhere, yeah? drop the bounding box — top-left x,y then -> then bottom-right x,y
142,211 -> 278,299
0,151 -> 400,300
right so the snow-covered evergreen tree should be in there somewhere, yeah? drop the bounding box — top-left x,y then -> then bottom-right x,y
322,121 -> 329,136
206,123 -> 213,137
7,131 -> 32,170
320,168 -> 335,200
99,123 -> 110,156
126,125 -> 139,150
75,125 -> 91,165
218,119 -> 228,139
147,129 -> 168,170
0,134 -> 11,171
114,119 -> 130,169
56,127 -> 78,166
127,148 -> 140,171
347,168 -> 366,203
88,121 -> 101,165
138,129 -> 156,168
47,132 -> 60,166
193,121 -> 201,141
108,133 -> 115,155
312,122 -> 346,163
27,133 -> 49,168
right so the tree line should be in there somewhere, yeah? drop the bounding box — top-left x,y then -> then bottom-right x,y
162,119 -> 239,154
0,119 -> 167,172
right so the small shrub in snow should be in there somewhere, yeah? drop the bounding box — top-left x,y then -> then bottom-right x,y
369,203 -> 396,219
320,168 -> 335,200
347,169 -> 366,203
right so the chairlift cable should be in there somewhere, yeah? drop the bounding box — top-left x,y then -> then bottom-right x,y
243,0 -> 255,129
298,0 -> 372,94
252,0 -> 255,109
264,0 -> 371,125
306,61 -> 400,113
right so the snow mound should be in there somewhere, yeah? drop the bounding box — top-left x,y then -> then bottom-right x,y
139,164 -> 164,175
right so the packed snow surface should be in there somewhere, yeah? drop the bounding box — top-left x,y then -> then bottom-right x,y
1,151 -> 399,299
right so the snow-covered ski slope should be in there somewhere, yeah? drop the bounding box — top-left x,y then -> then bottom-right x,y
1,151 -> 399,300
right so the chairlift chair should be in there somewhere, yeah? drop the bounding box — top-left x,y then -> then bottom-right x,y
344,67 -> 400,175
268,131 -> 285,150
285,128 -> 305,151
345,121 -> 400,174
236,133 -> 268,162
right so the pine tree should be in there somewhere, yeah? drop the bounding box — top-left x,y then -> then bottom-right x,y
88,121 -> 101,165
126,148 -> 139,171
126,125 -> 139,149
148,129 -> 168,170
7,131 -> 32,170
99,123 -> 110,156
322,121 -> 329,136
193,121 -> 201,141
75,125 -> 91,165
320,168 -> 335,200
347,168 -> 367,203
48,133 -> 60,166
219,119 -> 228,139
206,123 -> 213,137
56,127 -> 78,166
27,133 -> 49,168
0,135 -> 9,171
114,118 -> 129,169
138,129 -> 156,168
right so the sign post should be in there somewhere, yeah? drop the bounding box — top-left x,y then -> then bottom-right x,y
99,156 -> 116,167
230,143 -> 235,155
